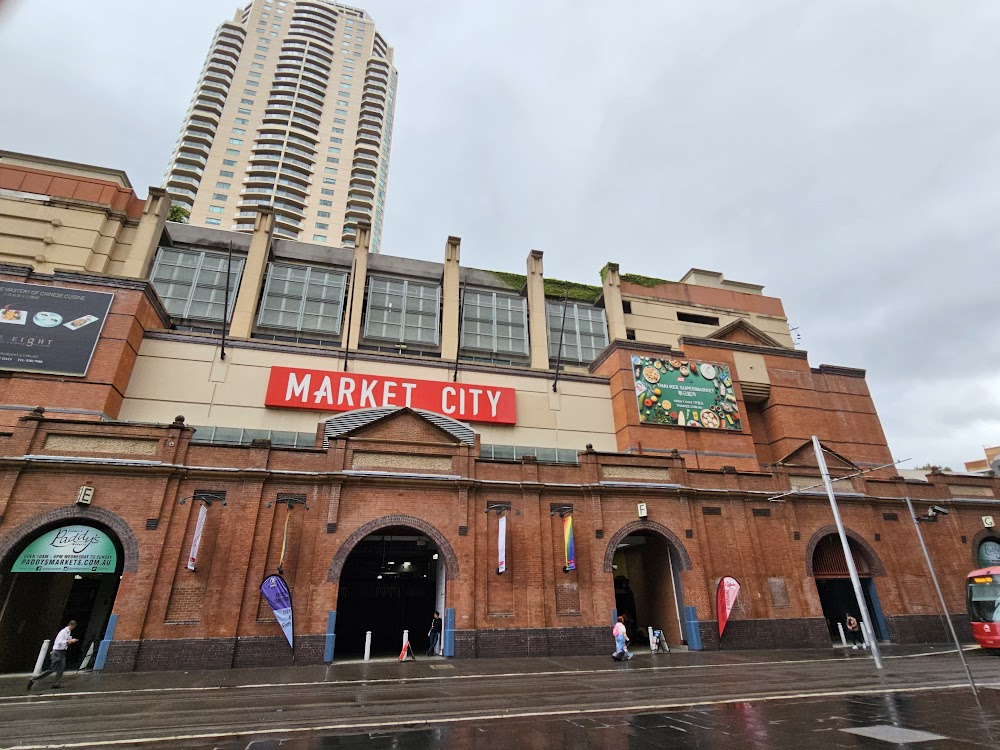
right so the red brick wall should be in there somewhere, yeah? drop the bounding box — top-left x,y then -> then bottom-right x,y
0,386 -> 996,665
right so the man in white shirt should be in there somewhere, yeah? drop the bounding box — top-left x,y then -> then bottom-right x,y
27,620 -> 77,691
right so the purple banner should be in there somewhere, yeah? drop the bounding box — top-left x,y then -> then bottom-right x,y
260,574 -> 294,649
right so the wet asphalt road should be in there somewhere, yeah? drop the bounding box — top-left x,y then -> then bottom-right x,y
1,646 -> 998,748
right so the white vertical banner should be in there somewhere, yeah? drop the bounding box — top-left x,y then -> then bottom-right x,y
187,504 -> 208,571
497,514 -> 507,574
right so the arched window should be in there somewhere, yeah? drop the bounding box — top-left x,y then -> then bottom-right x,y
977,537 -> 1000,568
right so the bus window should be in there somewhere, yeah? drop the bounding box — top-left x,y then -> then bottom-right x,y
967,579 -> 1000,623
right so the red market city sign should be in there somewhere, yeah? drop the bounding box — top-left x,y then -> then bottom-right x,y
265,366 -> 517,425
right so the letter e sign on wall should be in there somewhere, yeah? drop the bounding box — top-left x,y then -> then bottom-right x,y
264,366 -> 517,425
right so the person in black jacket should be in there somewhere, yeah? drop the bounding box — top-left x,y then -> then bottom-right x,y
427,611 -> 443,656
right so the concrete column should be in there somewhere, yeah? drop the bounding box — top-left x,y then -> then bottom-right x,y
120,187 -> 170,279
346,221 -> 372,351
526,250 -> 549,369
602,262 -> 627,341
441,236 -> 462,361
228,208 -> 274,339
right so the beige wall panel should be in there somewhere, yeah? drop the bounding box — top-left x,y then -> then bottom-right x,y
209,366 -> 271,407
118,400 -> 213,426
733,352 -> 769,385
514,392 -> 559,429
135,339 -> 218,363
124,356 -> 217,403
553,397 -> 615,433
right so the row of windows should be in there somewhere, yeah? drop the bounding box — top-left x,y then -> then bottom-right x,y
149,250 -> 609,362
187,426 -> 580,464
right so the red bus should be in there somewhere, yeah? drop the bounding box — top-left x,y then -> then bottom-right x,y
967,567 -> 1000,649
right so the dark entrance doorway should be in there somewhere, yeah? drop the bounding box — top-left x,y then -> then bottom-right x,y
0,524 -> 122,673
812,534 -> 886,642
335,526 -> 443,658
612,532 -> 685,647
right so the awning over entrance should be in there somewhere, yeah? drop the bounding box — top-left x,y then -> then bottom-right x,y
12,525 -> 118,573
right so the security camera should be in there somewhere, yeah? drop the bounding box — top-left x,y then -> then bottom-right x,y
929,505 -> 949,517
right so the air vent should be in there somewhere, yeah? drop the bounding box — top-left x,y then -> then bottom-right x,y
702,507 -> 722,516
145,519 -> 159,530
793,531 -> 801,540
882,512 -> 899,522
326,523 -> 337,533
595,529 -> 604,539
685,529 -> 693,538
752,508 -> 771,517
458,525 -> 468,536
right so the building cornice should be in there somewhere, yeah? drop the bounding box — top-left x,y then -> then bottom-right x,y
677,335 -> 810,360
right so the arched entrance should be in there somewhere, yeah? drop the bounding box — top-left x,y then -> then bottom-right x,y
808,529 -> 888,642
330,519 -> 457,658
0,519 -> 126,673
605,521 -> 691,648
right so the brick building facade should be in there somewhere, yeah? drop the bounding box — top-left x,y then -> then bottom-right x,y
0,154 -> 998,672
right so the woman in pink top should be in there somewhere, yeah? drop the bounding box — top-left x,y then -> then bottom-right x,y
612,615 -> 632,660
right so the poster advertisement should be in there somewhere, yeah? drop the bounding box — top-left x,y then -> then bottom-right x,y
12,526 -> 118,573
0,281 -> 113,376
717,576 -> 741,637
497,515 -> 507,574
260,574 -> 294,649
563,515 -> 576,572
631,355 -> 742,430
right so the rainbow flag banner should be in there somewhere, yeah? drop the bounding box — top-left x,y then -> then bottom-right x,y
563,515 -> 576,571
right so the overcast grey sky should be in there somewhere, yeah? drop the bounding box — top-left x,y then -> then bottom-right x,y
0,0 -> 997,471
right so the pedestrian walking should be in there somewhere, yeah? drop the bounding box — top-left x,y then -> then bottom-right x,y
28,620 -> 77,690
426,610 -> 443,656
612,615 -> 632,661
845,614 -> 865,649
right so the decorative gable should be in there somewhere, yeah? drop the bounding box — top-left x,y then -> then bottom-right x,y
323,407 -> 475,447
777,439 -> 860,471
709,319 -> 786,348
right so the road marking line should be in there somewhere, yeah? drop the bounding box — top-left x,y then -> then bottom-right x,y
5,681 -> 998,750
0,647 -> 974,703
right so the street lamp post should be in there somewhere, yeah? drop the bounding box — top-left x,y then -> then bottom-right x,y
904,496 -> 980,706
812,436 -> 883,670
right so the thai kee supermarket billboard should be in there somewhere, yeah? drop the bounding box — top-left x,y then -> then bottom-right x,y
632,355 -> 742,430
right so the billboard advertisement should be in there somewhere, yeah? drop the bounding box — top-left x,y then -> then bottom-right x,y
632,355 -> 742,430
0,281 -> 114,376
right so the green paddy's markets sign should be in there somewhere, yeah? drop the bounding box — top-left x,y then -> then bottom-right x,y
632,355 -> 743,431
12,525 -> 117,573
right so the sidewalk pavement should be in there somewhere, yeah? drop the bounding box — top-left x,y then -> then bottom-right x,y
0,642 -> 972,698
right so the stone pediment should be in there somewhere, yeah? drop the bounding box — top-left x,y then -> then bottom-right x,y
777,440 -> 860,471
323,407 -> 475,447
709,319 -> 786,348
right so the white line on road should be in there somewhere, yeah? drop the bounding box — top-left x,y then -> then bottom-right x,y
0,646 -> 974,704
4,680 -> 997,750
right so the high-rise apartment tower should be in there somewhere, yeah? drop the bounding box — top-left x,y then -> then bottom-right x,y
165,0 -> 397,252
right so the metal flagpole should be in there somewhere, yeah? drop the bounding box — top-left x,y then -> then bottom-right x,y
552,296 -> 570,393
904,496 -> 980,705
220,241 -> 233,360
811,435 -> 883,669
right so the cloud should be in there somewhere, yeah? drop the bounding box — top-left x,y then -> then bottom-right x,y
1,0 -> 997,470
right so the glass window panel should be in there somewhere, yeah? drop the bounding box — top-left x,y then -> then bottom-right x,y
547,301 -> 608,363
364,276 -> 440,345
150,248 -> 245,321
257,262 -> 348,334
491,445 -> 515,461
460,290 -> 527,355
